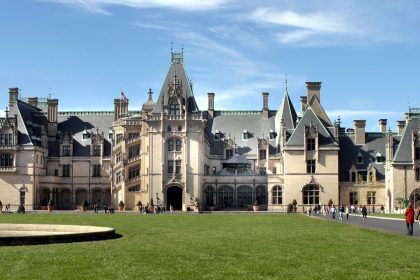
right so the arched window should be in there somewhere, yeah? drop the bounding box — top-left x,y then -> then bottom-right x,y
255,185 -> 267,205
237,185 -> 253,207
176,139 -> 182,151
217,185 -> 234,208
272,185 -> 283,204
302,184 -> 319,205
204,185 -> 215,206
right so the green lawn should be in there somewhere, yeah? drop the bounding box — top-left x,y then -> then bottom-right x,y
1,213 -> 419,280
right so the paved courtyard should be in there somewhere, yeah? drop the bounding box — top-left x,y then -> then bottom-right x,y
313,213 -> 420,239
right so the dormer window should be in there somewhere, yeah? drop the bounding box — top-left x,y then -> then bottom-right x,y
82,131 -> 89,139
306,138 -> 315,151
269,130 -> 276,140
169,103 -> 180,115
62,145 -> 70,156
108,130 -> 113,140
356,152 -> 363,164
243,130 -> 249,140
214,130 -> 220,141
375,152 -> 383,163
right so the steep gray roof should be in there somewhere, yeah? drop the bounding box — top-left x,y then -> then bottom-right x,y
275,89 -> 297,131
152,57 -> 199,114
207,111 -> 277,156
393,116 -> 420,163
13,100 -> 48,146
339,133 -> 386,181
286,106 -> 337,147
50,112 -> 114,157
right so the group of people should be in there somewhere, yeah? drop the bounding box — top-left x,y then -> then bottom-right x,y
404,203 -> 420,236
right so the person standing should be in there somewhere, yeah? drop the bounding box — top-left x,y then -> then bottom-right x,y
405,203 -> 415,236
339,205 -> 345,221
362,205 -> 368,220
330,205 -> 336,220
345,205 -> 350,220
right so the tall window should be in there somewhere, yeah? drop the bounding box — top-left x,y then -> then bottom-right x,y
62,164 -> 71,177
307,160 -> 316,173
175,140 -> 182,151
273,167 -> 277,174
128,132 -> 139,140
204,185 -> 215,206
306,138 -> 315,151
63,145 -> 70,156
259,149 -> 267,160
303,185 -> 319,205
116,134 -> 124,144
256,185 -> 267,205
167,125 -> 172,132
170,104 -> 180,115
0,134 -> 13,145
93,145 -> 101,156
92,164 -> 101,177
128,165 -> 140,179
177,125 -> 182,132
416,147 -> 420,160
0,153 -> 13,167
225,148 -> 233,159
217,185 -> 234,208
116,171 -> 123,184
168,161 -> 174,173
128,144 -> 140,159
367,191 -> 376,205
168,140 -> 174,151
175,160 -> 181,174
237,185 -> 253,207
358,171 -> 367,182
272,186 -> 283,205
350,192 -> 359,205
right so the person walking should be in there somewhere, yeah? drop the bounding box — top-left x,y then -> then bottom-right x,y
405,202 -> 415,236
362,205 -> 368,220
330,205 -> 336,220
339,205 -> 345,221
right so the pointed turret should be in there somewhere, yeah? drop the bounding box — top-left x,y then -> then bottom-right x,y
152,52 -> 199,114
275,80 -> 297,131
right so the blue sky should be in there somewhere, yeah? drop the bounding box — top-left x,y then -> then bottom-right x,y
1,0 -> 419,131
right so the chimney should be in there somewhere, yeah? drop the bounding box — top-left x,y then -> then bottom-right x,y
300,96 -> 307,112
262,92 -> 269,119
305,82 -> 321,102
378,119 -> 387,133
207,92 -> 215,118
8,87 -> 19,108
114,99 -> 121,121
27,97 -> 38,108
47,98 -> 58,137
353,120 -> 366,145
397,120 -> 406,135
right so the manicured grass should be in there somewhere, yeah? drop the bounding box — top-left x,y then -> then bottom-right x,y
1,213 -> 419,280
369,213 -> 405,219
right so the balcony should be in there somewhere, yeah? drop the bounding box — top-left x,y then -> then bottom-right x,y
127,155 -> 141,164
127,137 -> 140,145
0,166 -> 17,173
127,176 -> 141,184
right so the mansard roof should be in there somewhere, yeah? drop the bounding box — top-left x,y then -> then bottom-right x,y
339,132 -> 386,181
393,115 -> 420,163
285,106 -> 337,147
152,53 -> 199,114
207,111 -> 277,157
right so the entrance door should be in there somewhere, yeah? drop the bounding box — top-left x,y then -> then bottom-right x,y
167,186 -> 182,210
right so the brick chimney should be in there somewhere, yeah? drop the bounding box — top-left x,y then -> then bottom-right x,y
262,92 -> 269,119
397,120 -> 406,135
8,87 -> 19,108
27,97 -> 38,108
354,120 -> 366,145
305,82 -> 321,102
378,119 -> 387,133
208,92 -> 215,118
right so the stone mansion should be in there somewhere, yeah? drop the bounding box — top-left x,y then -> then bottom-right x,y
1,52 -> 419,212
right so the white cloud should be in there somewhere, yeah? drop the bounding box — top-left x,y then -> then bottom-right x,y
327,109 -> 400,118
42,0 -> 229,13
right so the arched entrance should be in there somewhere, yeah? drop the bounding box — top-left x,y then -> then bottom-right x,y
410,187 -> 420,207
166,185 -> 183,210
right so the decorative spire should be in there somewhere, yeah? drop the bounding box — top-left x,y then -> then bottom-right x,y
284,73 -> 288,94
148,88 -> 153,100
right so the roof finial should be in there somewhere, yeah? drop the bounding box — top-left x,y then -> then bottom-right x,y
148,88 -> 153,99
171,40 -> 173,53
181,44 -> 184,54
284,73 -> 288,94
